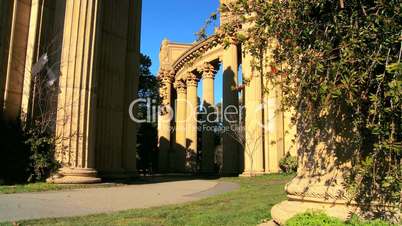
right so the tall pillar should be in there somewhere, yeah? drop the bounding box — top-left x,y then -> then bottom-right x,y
0,0 -> 13,114
222,44 -> 240,175
242,51 -> 264,176
265,76 -> 284,173
174,79 -> 187,172
263,45 -> 285,173
121,0 -> 142,176
157,69 -> 174,172
92,0 -> 141,179
49,0 -> 102,184
3,0 -> 32,121
201,63 -> 216,173
185,72 -> 199,172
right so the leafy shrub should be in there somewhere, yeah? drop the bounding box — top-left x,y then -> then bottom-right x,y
286,212 -> 394,226
24,127 -> 60,182
279,152 -> 297,174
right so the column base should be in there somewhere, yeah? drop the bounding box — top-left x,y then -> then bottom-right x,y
271,200 -> 357,225
240,170 -> 266,177
47,168 -> 101,184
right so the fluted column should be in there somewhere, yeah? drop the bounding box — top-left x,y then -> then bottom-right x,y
222,44 -> 240,175
242,51 -> 265,176
263,44 -> 285,173
0,0 -> 13,114
49,0 -> 101,184
174,79 -> 187,172
201,63 -> 216,173
157,69 -> 174,172
185,72 -> 199,172
3,0 -> 32,121
265,75 -> 284,173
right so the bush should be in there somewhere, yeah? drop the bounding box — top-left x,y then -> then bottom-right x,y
286,212 -> 394,226
24,127 -> 60,182
279,152 -> 297,174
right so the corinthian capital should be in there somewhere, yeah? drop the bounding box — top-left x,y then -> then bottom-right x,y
158,68 -> 175,84
186,72 -> 199,87
174,79 -> 187,94
201,63 -> 216,80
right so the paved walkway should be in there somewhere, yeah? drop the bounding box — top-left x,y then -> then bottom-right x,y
0,179 -> 239,222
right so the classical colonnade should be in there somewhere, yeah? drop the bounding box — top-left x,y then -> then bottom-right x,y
156,34 -> 297,175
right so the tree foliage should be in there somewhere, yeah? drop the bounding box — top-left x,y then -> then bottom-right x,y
137,53 -> 159,123
218,0 -> 401,217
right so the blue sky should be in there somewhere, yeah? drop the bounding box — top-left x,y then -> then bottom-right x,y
140,0 -> 224,103
141,0 -> 220,74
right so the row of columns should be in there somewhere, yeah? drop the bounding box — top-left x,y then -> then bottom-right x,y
157,43 -> 296,175
158,62 -> 221,173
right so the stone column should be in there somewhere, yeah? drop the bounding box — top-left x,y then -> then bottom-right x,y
242,51 -> 265,176
0,0 -> 13,114
3,0 -> 32,121
49,0 -> 101,184
157,69 -> 174,172
185,72 -> 199,172
201,63 -> 216,173
174,79 -> 187,172
264,76 -> 284,173
222,44 -> 240,175
263,45 -> 285,173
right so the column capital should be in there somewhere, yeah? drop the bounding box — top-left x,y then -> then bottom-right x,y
186,72 -> 199,87
158,68 -> 175,84
201,63 -> 216,80
174,79 -> 187,94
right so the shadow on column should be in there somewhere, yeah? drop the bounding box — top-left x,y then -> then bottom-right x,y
222,66 -> 242,176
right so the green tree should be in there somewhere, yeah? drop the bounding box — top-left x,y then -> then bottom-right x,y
218,0 -> 401,218
137,53 -> 159,122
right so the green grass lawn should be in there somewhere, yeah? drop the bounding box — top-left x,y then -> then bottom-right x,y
5,174 -> 293,226
0,182 -> 120,194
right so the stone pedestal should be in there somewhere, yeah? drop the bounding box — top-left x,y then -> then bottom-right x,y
272,200 -> 357,225
47,168 -> 101,184
271,141 -> 362,224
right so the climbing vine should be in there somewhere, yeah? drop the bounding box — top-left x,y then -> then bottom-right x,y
216,0 -> 401,218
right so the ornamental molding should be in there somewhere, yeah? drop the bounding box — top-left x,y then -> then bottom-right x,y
173,35 -> 221,73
